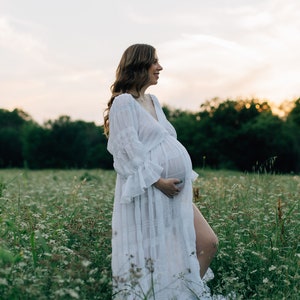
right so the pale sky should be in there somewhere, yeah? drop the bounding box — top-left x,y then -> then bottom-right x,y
1,0 -> 300,125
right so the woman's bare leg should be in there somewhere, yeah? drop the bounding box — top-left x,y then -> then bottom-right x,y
193,203 -> 218,278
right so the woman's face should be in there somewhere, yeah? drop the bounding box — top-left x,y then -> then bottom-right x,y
147,54 -> 163,86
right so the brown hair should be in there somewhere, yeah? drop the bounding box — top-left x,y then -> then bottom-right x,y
103,44 -> 156,137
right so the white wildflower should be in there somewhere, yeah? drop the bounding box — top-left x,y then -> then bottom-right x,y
81,259 -> 91,267
0,278 -> 8,286
66,289 -> 79,299
268,265 -> 276,271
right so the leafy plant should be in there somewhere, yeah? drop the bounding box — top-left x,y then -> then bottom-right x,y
0,169 -> 299,299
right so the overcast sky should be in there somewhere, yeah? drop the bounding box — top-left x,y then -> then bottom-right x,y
1,0 -> 300,124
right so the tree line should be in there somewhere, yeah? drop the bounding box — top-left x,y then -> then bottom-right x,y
0,111 -> 112,170
1,97 -> 300,173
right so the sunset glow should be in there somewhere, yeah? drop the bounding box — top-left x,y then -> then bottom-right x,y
1,0 -> 300,124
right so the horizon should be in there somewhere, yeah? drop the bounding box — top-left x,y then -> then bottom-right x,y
2,95 -> 297,126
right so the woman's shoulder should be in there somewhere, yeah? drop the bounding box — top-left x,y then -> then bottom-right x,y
114,93 -> 135,104
111,93 -> 136,110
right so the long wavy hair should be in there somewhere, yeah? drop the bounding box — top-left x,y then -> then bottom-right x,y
103,44 -> 156,137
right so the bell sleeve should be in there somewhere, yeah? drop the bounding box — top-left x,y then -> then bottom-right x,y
107,94 -> 163,203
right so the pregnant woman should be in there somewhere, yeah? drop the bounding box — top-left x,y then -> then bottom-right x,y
104,44 -> 219,299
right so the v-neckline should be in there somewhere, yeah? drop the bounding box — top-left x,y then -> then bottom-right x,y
148,94 -> 159,121
135,94 -> 159,122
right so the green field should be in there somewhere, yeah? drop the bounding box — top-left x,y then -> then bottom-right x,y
0,169 -> 299,299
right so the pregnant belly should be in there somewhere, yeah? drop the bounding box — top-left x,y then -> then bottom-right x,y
153,136 -> 193,181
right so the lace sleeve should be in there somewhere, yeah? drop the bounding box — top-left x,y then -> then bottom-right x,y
107,94 -> 163,203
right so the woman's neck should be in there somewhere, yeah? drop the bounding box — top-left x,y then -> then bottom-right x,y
128,86 -> 148,98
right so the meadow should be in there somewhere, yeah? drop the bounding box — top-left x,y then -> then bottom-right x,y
0,169 -> 299,299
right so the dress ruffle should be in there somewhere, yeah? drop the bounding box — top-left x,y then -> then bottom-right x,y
120,161 -> 163,203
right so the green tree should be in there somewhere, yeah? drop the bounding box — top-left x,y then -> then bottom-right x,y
2,97 -> 300,172
22,124 -> 52,168
85,126 -> 113,169
0,109 -> 31,167
236,112 -> 297,172
43,116 -> 112,169
0,127 -> 23,167
286,98 -> 300,172
287,98 -> 300,126
192,99 -> 272,169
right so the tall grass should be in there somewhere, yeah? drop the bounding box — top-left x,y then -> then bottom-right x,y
194,170 -> 299,299
0,169 -> 114,299
0,169 -> 299,299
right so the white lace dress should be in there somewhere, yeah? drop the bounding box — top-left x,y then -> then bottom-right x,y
107,93 -> 214,299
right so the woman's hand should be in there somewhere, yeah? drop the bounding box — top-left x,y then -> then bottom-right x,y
154,178 -> 182,198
